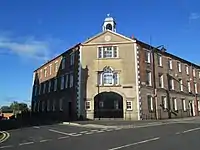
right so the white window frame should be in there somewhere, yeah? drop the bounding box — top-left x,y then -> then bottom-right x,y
61,56 -> 66,69
182,99 -> 186,111
146,71 -> 152,86
193,69 -> 196,77
97,46 -> 118,59
198,101 -> 200,111
47,100 -> 50,112
145,50 -> 151,63
55,61 -> 58,72
65,74 -> 69,88
48,80 -> 51,93
49,64 -> 52,75
187,81 -> 191,92
85,101 -> 91,110
194,82 -> 198,94
172,98 -> 177,111
161,96 -> 167,109
169,78 -> 174,90
60,75 -> 65,90
70,53 -> 75,66
158,54 -> 162,66
186,65 -> 189,75
44,67 -> 47,77
126,101 -> 133,111
177,62 -> 181,72
159,74 -> 164,88
168,59 -> 173,69
69,73 -> 74,88
54,78 -> 57,91
147,95 -> 153,111
43,82 -> 46,94
179,79 -> 183,91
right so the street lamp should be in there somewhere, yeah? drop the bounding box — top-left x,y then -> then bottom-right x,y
151,45 -> 166,120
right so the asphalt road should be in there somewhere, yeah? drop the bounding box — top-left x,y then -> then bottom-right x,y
1,121 -> 200,150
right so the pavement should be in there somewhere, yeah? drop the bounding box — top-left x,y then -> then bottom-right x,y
1,117 -> 200,150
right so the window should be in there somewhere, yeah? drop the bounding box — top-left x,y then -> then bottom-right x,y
182,99 -> 186,111
60,75 -> 65,90
54,78 -> 57,91
158,74 -> 164,88
185,65 -> 189,75
187,81 -> 191,92
48,80 -> 51,93
39,84 -> 42,95
47,100 -> 50,111
99,101 -> 104,108
157,54 -> 162,66
69,73 -> 74,88
126,101 -> 132,110
65,74 -> 69,88
59,98 -> 63,111
61,56 -> 66,69
145,51 -> 151,63
44,67 -> 47,77
42,101 -> 45,112
198,101 -> 200,111
70,53 -> 75,65
193,69 -> 196,77
43,82 -> 46,94
177,62 -> 181,72
161,96 -> 167,110
49,64 -> 52,75
33,102 -> 36,112
34,85 -> 38,96
98,46 -> 118,58
85,101 -> 91,110
178,79 -> 183,91
194,82 -> 198,94
98,66 -> 119,86
40,69 -> 42,78
146,71 -> 152,86
37,101 -> 40,112
172,98 -> 177,111
147,95 -> 153,112
168,59 -> 173,69
53,100 -> 56,111
169,77 -> 174,90
55,61 -> 58,72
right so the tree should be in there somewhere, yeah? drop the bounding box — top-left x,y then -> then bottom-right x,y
10,101 -> 28,114
0,106 -> 12,113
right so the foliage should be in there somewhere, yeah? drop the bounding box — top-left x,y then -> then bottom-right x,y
1,101 -> 29,114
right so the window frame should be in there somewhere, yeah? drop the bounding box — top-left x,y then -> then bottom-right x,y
85,101 -> 91,110
145,50 -> 151,63
146,70 -> 152,86
126,101 -> 133,111
157,54 -> 162,66
97,45 -> 119,59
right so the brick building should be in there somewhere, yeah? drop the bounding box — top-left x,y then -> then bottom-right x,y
31,14 -> 200,121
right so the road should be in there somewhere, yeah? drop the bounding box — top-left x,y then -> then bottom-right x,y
0,119 -> 200,150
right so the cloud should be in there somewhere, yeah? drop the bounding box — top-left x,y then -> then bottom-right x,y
0,35 -> 51,61
189,12 -> 200,20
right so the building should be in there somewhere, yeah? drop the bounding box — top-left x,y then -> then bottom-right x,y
31,14 -> 200,121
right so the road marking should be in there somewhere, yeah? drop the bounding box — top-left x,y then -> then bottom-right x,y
90,130 -> 99,132
108,137 -> 160,150
182,127 -> 200,133
105,129 -> 113,132
39,139 -> 51,143
96,130 -> 105,133
49,129 -> 72,136
85,132 -> 94,135
72,134 -> 82,136
114,128 -> 122,130
19,142 -> 34,146
175,132 -> 181,135
79,131 -> 89,134
58,136 -> 69,140
0,131 -> 10,144
0,145 -> 13,149
33,126 -> 40,129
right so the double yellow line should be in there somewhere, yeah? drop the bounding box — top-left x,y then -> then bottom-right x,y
0,131 -> 10,143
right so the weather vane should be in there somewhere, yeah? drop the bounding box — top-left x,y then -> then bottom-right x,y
107,13 -> 110,17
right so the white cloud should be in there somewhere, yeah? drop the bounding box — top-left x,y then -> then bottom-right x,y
189,12 -> 200,20
0,35 -> 51,61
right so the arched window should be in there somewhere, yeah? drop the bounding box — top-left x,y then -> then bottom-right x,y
98,66 -> 119,86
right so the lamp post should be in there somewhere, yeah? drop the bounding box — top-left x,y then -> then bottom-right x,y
151,45 -> 165,120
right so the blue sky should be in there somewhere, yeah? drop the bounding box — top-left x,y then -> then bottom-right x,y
0,0 -> 200,106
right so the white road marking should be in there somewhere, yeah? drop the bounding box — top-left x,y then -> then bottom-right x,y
79,131 -> 89,134
19,142 -> 34,146
33,126 -> 40,129
96,130 -> 105,133
39,139 -> 51,143
105,129 -> 113,132
58,136 -> 69,140
49,129 -> 73,136
182,127 -> 200,133
90,130 -> 99,132
85,132 -> 94,135
108,137 -> 160,150
0,145 -> 13,149
115,128 -> 122,130
175,132 -> 181,135
72,134 -> 82,136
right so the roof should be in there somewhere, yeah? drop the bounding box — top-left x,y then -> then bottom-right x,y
136,40 -> 200,69
34,43 -> 81,72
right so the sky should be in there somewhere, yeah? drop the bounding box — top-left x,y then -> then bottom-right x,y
0,0 -> 200,106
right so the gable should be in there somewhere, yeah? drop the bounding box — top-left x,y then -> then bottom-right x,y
82,30 -> 135,45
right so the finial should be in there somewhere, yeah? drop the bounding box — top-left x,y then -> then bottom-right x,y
107,13 -> 110,17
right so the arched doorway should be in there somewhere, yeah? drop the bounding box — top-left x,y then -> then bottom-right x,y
94,92 -> 123,118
